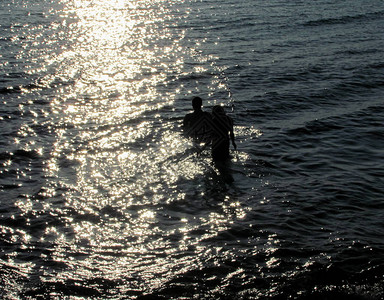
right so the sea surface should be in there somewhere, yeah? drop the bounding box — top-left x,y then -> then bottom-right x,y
1,0 -> 384,299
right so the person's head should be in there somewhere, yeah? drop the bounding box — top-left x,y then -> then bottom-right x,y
192,97 -> 203,111
212,105 -> 225,117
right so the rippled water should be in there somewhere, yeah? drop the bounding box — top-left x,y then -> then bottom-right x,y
1,0 -> 384,299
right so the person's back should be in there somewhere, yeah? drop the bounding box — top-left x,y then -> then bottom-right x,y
183,97 -> 211,143
211,105 -> 236,160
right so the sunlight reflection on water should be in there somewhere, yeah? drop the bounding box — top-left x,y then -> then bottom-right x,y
2,0 -> 384,298
35,0 -> 254,293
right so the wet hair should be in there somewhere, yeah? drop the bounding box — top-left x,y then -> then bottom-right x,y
192,97 -> 202,109
212,105 -> 225,116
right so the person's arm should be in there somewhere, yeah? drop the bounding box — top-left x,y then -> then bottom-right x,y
229,117 -> 237,150
183,115 -> 188,128
183,115 -> 191,137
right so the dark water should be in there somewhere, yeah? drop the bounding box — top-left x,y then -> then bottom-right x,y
1,0 -> 384,299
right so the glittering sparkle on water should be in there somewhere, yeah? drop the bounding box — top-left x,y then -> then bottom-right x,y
10,0 -> 251,294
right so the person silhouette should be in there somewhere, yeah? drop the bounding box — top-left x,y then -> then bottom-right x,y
183,97 -> 212,144
210,105 -> 237,161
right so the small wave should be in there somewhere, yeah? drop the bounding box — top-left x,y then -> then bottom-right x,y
369,62 -> 384,70
335,48 -> 382,57
0,149 -> 40,162
0,83 -> 43,94
303,10 -> 384,27
171,70 -> 214,84
286,119 -> 344,136
0,183 -> 22,189
0,86 -> 23,94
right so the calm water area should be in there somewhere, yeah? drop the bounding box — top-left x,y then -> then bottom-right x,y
1,0 -> 384,299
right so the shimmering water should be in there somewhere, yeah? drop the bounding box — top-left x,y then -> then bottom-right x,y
1,0 -> 384,299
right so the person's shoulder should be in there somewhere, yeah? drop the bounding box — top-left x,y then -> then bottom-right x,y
203,111 -> 212,117
184,112 -> 193,119
183,113 -> 193,125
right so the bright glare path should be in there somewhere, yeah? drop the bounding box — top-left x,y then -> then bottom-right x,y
30,0 -> 253,295
2,0 -> 383,298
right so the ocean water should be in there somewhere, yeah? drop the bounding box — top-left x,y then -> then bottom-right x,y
1,0 -> 384,299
